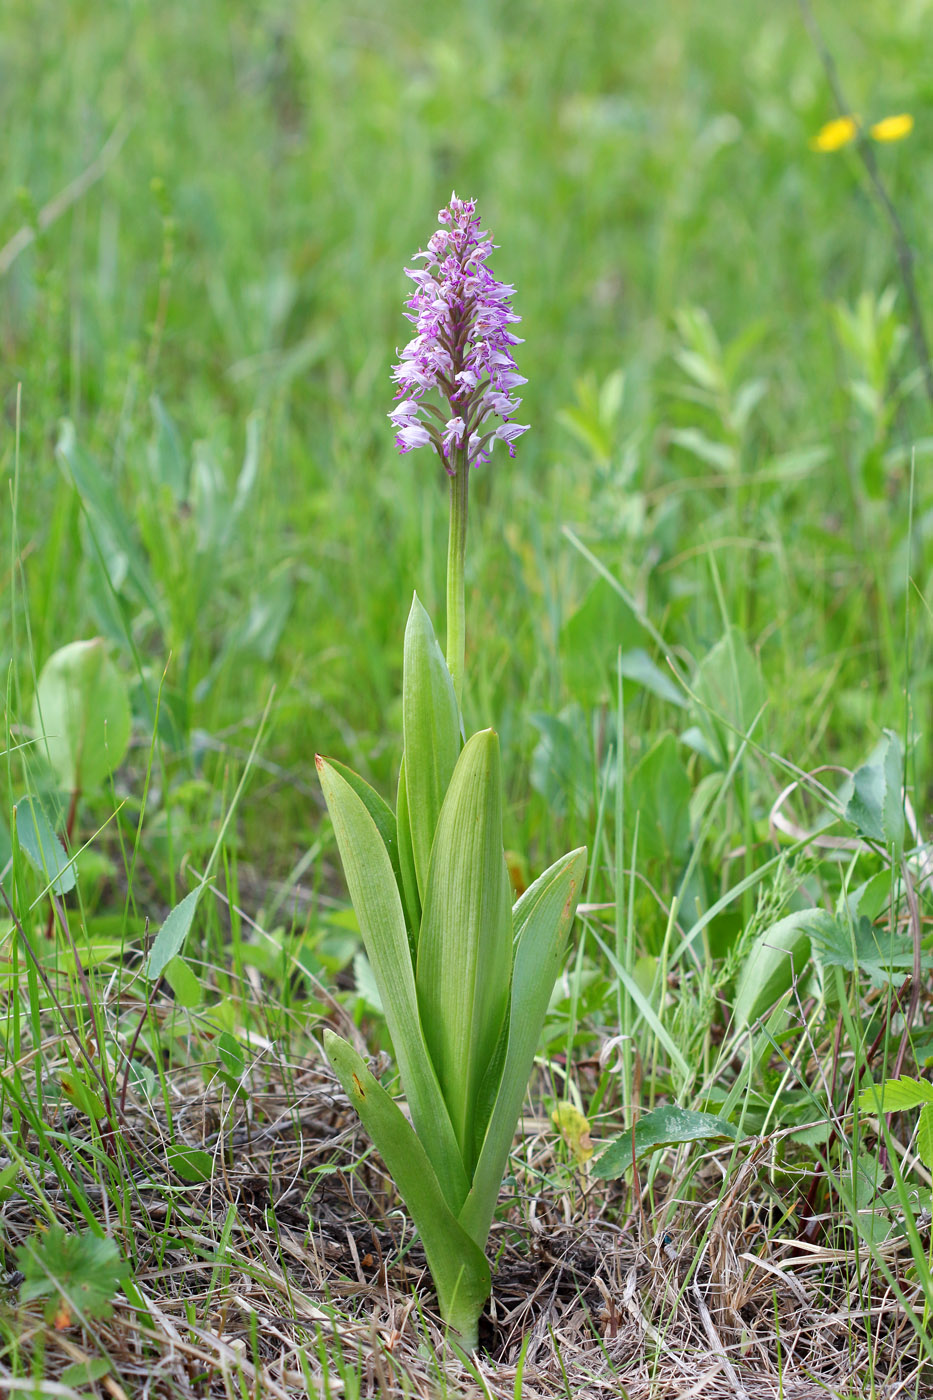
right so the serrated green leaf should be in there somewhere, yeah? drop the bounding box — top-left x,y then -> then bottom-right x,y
13,797 -> 77,895
918,1105 -> 933,1171
17,1226 -> 130,1324
845,730 -> 904,849
858,1076 -> 933,1115
593,1106 -> 737,1178
811,914 -> 922,981
167,1145 -> 214,1182
416,730 -> 513,1173
147,887 -> 203,980
403,595 -> 461,900
32,639 -> 131,793
324,1030 -> 490,1349
460,847 -> 586,1246
732,909 -> 830,1029
317,756 -> 468,1209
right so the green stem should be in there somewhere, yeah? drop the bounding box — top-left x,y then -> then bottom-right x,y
446,447 -> 469,704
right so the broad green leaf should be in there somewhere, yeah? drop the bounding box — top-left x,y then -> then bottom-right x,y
57,422 -> 163,622
402,595 -> 461,899
732,909 -> 830,1029
147,886 -> 203,980
668,427 -> 736,472
59,1070 -> 107,1120
619,649 -> 686,708
163,954 -> 203,1008
217,1031 -> 244,1077
460,847 -> 586,1246
32,639 -> 131,792
691,626 -> 765,764
167,1145 -> 213,1182
395,755 -> 421,935
325,1031 -> 490,1349
529,706 -> 593,820
560,580 -> 643,706
149,394 -> 188,500
810,914 -> 923,983
416,730 -> 512,1173
854,1152 -> 885,1210
327,758 -> 402,898
845,730 -> 904,850
628,732 -> 691,864
13,797 -> 76,895
593,1106 -> 737,1178
353,950 -> 383,1014
317,757 -> 468,1209
61,1359 -> 112,1388
858,1077 -> 933,1115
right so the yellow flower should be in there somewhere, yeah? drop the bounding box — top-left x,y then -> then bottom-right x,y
812,115 -> 859,152
870,113 -> 914,143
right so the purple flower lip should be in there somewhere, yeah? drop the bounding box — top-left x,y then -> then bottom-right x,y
390,193 -> 529,472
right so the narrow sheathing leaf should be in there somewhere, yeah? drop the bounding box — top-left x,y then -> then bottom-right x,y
459,846 -> 586,1246
395,754 -> 421,935
402,595 -> 461,900
325,1031 -> 490,1349
417,730 -> 512,1173
317,758 -> 469,1209
326,758 -> 403,907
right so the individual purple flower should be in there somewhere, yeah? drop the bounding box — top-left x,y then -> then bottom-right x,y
390,193 -> 529,472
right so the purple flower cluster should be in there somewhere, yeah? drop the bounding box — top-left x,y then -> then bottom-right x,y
390,194 -> 528,472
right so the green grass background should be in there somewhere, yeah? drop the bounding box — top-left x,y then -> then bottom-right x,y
1,0 -> 931,974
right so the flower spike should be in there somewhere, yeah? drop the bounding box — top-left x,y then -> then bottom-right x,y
390,194 -> 529,472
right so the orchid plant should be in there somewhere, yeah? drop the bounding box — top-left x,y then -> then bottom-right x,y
317,195 -> 586,1351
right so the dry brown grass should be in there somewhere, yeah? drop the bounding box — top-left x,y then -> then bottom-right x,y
1,1044 -> 929,1400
